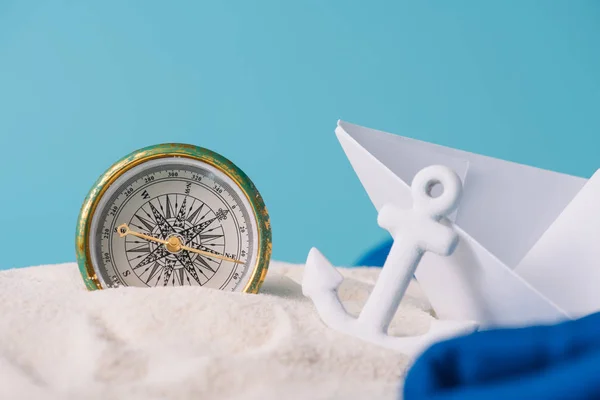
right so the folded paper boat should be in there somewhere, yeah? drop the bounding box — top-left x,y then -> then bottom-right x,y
335,120 -> 600,329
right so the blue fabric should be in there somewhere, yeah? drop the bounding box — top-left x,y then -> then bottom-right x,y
403,312 -> 600,400
355,239 -> 393,266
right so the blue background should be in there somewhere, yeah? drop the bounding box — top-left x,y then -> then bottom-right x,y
0,1 -> 598,270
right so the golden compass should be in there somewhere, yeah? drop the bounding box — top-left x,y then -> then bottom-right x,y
75,143 -> 272,293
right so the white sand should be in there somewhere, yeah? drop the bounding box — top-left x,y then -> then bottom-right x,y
0,261 -> 436,400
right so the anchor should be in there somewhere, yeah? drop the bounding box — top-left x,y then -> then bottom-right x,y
302,165 -> 478,355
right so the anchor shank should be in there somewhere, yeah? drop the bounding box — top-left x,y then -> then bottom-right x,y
357,241 -> 422,333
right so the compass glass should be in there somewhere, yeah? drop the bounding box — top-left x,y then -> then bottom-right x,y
88,156 -> 259,291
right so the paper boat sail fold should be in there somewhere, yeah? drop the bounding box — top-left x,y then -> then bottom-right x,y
337,120 -> 586,269
335,120 -> 595,328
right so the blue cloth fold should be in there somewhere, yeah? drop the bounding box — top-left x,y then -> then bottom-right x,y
403,312 -> 600,400
355,239 -> 392,266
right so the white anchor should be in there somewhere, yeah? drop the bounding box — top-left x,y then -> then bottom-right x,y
302,165 -> 478,355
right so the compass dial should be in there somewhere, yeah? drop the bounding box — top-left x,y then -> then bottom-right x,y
77,145 -> 271,293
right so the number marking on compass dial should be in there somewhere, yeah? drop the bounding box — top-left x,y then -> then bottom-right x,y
88,157 -> 258,291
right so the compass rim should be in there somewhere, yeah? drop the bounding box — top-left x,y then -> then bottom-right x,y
75,143 -> 272,294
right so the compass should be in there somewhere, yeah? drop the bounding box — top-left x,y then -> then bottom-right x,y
75,143 -> 272,293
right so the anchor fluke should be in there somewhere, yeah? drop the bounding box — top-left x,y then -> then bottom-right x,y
302,247 -> 344,296
303,247 -> 355,328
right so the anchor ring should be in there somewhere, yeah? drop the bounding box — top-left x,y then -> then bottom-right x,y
411,165 -> 463,218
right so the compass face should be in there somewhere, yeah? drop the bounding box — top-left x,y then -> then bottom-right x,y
87,156 -> 260,291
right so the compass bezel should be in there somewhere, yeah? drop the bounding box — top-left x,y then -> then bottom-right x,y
75,143 -> 272,293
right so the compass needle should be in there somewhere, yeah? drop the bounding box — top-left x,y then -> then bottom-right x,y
119,224 -> 244,264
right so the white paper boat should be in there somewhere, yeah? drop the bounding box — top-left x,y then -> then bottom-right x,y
334,120 -> 600,329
